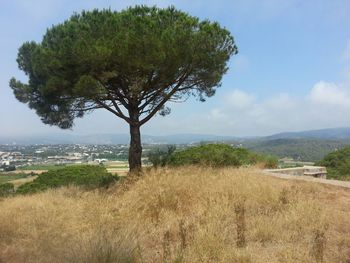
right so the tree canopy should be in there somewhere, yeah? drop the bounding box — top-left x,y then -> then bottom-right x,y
317,146 -> 350,180
10,6 -> 237,171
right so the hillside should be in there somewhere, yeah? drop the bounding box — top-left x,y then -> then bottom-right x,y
267,127 -> 350,140
243,138 -> 350,162
0,167 -> 349,262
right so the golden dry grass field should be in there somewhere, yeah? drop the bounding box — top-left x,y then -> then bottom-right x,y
0,167 -> 349,263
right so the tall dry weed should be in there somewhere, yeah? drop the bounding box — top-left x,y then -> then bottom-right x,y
234,199 -> 246,248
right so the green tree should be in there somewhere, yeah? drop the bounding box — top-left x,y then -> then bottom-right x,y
148,145 -> 176,167
317,146 -> 350,179
10,6 -> 237,172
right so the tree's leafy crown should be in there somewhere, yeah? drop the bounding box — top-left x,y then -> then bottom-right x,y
10,6 -> 237,128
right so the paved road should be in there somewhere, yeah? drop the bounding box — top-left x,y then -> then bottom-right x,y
263,170 -> 350,189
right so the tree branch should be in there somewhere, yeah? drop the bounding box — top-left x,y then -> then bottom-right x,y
95,99 -> 131,123
138,72 -> 204,120
138,72 -> 193,126
95,77 -> 130,110
138,68 -> 191,111
105,91 -> 130,120
71,105 -> 103,112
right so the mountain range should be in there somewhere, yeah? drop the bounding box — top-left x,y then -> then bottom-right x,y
266,127 -> 350,140
2,127 -> 350,145
0,133 -> 238,145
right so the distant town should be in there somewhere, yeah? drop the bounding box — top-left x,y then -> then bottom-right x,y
0,143 -> 191,171
0,141 -> 320,173
0,144 -> 130,170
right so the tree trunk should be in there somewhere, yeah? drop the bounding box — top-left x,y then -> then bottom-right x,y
128,123 -> 142,173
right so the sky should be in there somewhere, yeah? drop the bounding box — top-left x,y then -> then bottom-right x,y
1,0 -> 350,137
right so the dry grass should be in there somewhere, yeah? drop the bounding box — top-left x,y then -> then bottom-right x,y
0,166 -> 350,263
10,176 -> 38,188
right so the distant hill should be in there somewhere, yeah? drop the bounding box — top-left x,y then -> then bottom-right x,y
267,127 -> 350,140
243,138 -> 350,162
0,133 -> 238,145
2,127 -> 350,145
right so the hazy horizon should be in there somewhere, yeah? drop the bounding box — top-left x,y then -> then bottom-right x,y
2,0 -> 350,137
1,126 -> 350,141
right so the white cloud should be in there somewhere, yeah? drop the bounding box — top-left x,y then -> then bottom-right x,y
309,81 -> 350,108
209,108 -> 226,120
172,40 -> 350,136
226,89 -> 255,109
265,93 -> 295,110
184,79 -> 350,136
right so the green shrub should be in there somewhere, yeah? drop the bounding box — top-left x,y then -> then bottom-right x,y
317,146 -> 350,179
0,183 -> 15,197
262,156 -> 278,169
167,144 -> 277,168
16,165 -> 118,195
148,145 -> 176,167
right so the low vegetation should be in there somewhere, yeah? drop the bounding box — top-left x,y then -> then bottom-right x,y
0,166 -> 349,262
0,173 -> 30,184
149,144 -> 278,168
148,145 -> 177,167
16,165 -> 118,195
19,164 -> 67,171
0,183 -> 14,197
244,138 -> 350,162
317,146 -> 350,180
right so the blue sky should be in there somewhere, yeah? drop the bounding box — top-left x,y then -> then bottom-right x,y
1,0 -> 350,137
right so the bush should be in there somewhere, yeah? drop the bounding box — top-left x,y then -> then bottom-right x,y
259,155 -> 278,169
0,183 -> 15,197
317,146 -> 350,179
16,165 -> 118,195
148,145 -> 176,167
167,144 -> 277,168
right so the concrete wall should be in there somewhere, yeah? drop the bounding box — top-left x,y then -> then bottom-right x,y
265,166 -> 327,179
